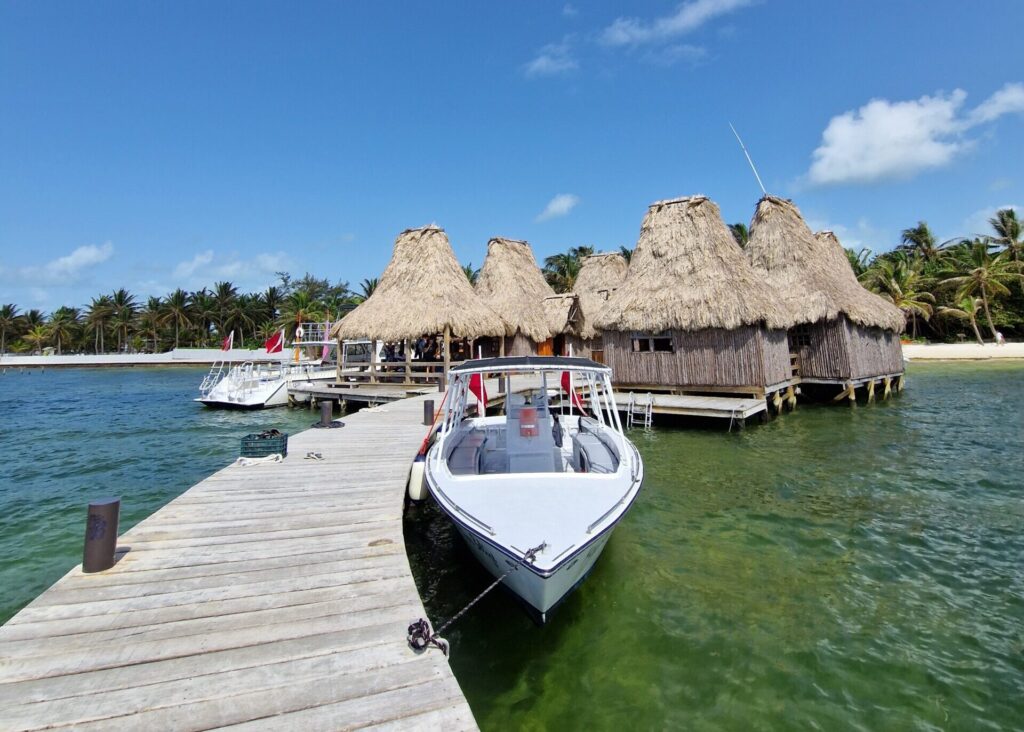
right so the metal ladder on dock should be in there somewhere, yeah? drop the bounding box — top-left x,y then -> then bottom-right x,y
626,392 -> 654,430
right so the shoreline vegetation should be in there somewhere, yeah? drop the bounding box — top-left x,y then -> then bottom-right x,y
1,209 -> 1021,359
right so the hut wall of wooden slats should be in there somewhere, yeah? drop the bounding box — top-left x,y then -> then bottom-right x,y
796,316 -> 904,380
603,326 -> 791,388
505,332 -> 538,357
844,319 -> 904,379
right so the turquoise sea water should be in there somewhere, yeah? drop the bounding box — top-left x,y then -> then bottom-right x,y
1,363 -> 1021,729
405,362 -> 1024,730
0,367 -> 314,623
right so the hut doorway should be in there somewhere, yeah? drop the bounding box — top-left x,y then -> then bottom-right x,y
537,338 -> 555,356
553,334 -> 566,356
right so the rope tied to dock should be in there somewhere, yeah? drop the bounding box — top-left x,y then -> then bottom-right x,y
407,541 -> 548,658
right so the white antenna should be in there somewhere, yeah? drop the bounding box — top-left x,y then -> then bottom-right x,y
729,122 -> 767,196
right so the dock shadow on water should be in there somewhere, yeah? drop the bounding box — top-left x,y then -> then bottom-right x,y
404,362 -> 1024,730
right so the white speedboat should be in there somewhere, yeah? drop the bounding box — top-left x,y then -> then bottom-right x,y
197,322 -> 345,409
197,359 -> 337,408
424,356 -> 643,622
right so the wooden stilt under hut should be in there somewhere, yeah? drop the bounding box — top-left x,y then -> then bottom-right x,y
330,225 -> 505,387
746,196 -> 906,403
474,237 -> 557,357
571,252 -> 628,362
594,196 -> 795,401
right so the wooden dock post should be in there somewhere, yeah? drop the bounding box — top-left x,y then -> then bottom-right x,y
867,379 -> 876,403
785,384 -> 797,411
423,399 -> 434,426
897,373 -> 905,392
82,497 -> 120,573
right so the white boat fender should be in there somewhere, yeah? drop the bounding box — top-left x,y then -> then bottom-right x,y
408,453 -> 428,501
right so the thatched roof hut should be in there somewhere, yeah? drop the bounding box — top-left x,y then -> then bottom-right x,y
475,237 -> 554,342
331,225 -> 506,341
573,252 -> 628,339
746,196 -> 904,332
544,293 -> 580,336
595,196 -> 791,333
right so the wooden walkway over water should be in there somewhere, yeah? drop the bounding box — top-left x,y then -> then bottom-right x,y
0,394 -> 477,731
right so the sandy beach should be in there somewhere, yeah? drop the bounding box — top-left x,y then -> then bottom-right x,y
903,342 -> 1024,360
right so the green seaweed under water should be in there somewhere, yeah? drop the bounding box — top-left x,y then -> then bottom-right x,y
404,362 -> 1024,730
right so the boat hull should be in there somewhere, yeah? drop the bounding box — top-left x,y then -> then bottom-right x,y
451,518 -> 614,622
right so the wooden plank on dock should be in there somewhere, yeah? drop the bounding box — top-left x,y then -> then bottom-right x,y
612,391 -> 766,420
0,393 -> 477,731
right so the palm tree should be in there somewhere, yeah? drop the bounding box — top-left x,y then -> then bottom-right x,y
845,248 -> 872,277
619,245 -> 634,263
860,252 -> 935,338
161,289 -> 192,349
139,296 -> 163,352
110,288 -> 137,352
728,223 -> 749,249
276,291 -> 325,338
22,309 -> 45,330
0,304 -> 19,354
85,296 -> 113,353
48,306 -> 81,355
190,289 -> 217,346
462,263 -> 479,285
989,208 -> 1022,262
938,295 -> 985,345
357,278 -> 378,303
212,281 -> 238,342
543,245 -> 594,293
939,239 -> 1024,340
900,221 -> 942,262
263,286 -> 282,324
23,324 -> 50,354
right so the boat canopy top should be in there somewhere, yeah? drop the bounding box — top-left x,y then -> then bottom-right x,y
451,356 -> 609,375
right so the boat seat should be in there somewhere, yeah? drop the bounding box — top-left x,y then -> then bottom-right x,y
573,432 -> 617,474
449,431 -> 486,475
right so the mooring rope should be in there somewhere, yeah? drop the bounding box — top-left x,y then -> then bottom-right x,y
407,541 -> 548,657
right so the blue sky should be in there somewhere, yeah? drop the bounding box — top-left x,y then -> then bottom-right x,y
2,1 -> 1022,312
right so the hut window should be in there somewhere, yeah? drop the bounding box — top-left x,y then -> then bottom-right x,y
788,325 -> 812,349
631,333 -> 675,353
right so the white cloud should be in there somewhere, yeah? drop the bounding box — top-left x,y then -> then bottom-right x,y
968,82 -> 1024,124
961,204 -> 1022,239
642,43 -> 707,67
808,83 -> 1024,186
524,40 -> 578,77
4,241 -> 115,286
562,3 -> 578,18
536,193 -> 580,222
601,0 -> 754,46
171,249 -> 293,291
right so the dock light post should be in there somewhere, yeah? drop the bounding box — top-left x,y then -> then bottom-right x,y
82,497 -> 120,573
423,399 -> 434,426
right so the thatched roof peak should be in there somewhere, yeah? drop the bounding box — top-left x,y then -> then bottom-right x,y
746,195 -> 904,332
573,252 -> 629,339
475,237 -> 555,342
594,195 -> 791,334
331,226 -> 506,341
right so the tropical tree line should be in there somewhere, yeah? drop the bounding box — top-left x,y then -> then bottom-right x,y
535,209 -> 1023,344
0,273 -> 378,355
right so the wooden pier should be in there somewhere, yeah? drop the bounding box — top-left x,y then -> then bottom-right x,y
0,393 -> 477,731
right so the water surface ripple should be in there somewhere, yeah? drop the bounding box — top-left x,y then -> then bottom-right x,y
404,363 -> 1024,730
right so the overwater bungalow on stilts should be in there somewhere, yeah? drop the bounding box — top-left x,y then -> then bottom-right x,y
746,196 -> 906,403
330,225 -> 505,386
474,237 -> 557,357
594,196 -> 797,406
571,252 -> 628,362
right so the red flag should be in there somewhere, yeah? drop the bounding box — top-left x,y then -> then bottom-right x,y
265,330 -> 284,354
221,331 -> 234,351
561,371 -> 588,414
469,373 -> 488,411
